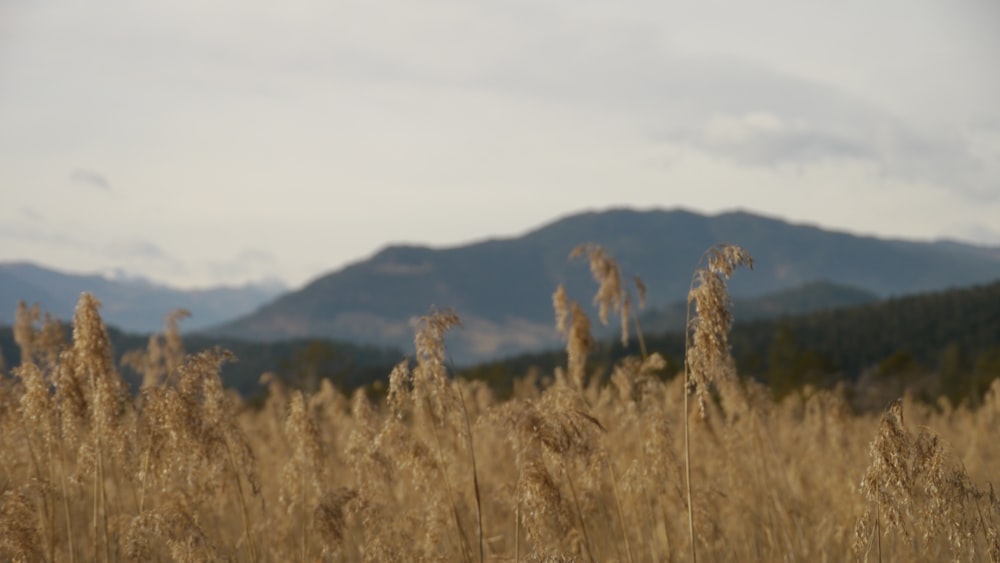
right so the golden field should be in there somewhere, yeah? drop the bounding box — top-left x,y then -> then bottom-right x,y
1,245 -> 998,562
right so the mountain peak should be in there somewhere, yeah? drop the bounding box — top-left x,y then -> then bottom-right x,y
209,208 -> 1000,364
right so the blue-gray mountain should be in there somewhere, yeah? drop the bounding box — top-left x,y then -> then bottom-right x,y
0,262 -> 285,333
208,209 -> 1000,363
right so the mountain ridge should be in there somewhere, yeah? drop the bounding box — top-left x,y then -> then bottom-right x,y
0,261 -> 286,333
207,208 -> 1000,363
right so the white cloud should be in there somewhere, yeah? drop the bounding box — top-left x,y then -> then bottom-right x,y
0,0 -> 997,287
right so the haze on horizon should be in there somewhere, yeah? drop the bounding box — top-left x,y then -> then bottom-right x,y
2,0 -> 998,289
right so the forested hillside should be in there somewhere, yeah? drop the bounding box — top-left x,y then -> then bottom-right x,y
462,280 -> 1000,406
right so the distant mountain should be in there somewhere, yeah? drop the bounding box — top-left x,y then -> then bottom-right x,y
209,208 -> 1000,364
0,262 -> 286,333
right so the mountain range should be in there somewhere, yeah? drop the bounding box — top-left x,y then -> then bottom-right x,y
0,262 -> 285,333
207,209 -> 1000,363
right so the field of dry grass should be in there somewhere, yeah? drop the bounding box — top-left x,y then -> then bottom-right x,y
1,245 -> 999,562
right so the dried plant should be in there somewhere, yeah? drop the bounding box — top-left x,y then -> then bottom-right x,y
1,247 -> 999,563
855,399 -> 996,561
685,244 -> 754,416
13,301 -> 40,365
136,347 -> 259,562
570,244 -> 627,342
280,391 -> 324,560
124,499 -> 224,563
0,485 -> 44,562
682,244 -> 753,563
570,244 -> 648,353
553,285 -> 593,391
313,488 -> 359,557
123,308 -> 191,390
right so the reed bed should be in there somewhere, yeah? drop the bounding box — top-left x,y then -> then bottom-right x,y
1,246 -> 998,562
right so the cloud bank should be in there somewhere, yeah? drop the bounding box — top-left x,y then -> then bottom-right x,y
0,0 -> 997,286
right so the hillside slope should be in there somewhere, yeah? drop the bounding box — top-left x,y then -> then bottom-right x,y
210,208 -> 1000,363
0,262 -> 285,332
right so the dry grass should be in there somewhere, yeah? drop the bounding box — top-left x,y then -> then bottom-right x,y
1,244 -> 999,562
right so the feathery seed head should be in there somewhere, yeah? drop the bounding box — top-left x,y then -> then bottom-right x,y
552,291 -> 592,391
634,276 -> 647,308
285,391 -> 324,494
125,500 -> 222,562
553,284 -> 570,336
386,360 -> 413,418
571,243 -> 637,345
570,244 -> 624,326
14,361 -> 56,450
0,486 -> 43,562
414,309 -> 461,373
12,301 -> 40,364
164,309 -> 191,375
685,244 -> 753,416
411,309 -> 463,428
314,488 -> 359,553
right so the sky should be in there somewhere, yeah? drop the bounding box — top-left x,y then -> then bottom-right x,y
1,0 -> 998,289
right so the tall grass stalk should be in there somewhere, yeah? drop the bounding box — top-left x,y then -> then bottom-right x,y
682,244 -> 754,563
609,462 -> 634,563
563,464 -> 595,563
225,440 -> 258,563
457,387 -> 485,562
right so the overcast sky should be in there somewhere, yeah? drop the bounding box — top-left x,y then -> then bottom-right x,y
2,0 -> 998,289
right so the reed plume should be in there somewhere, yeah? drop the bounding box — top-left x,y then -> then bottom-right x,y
570,243 -> 648,353
855,398 -> 997,561
0,485 -> 44,563
682,244 -> 753,563
685,244 -> 753,416
553,285 -> 593,391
